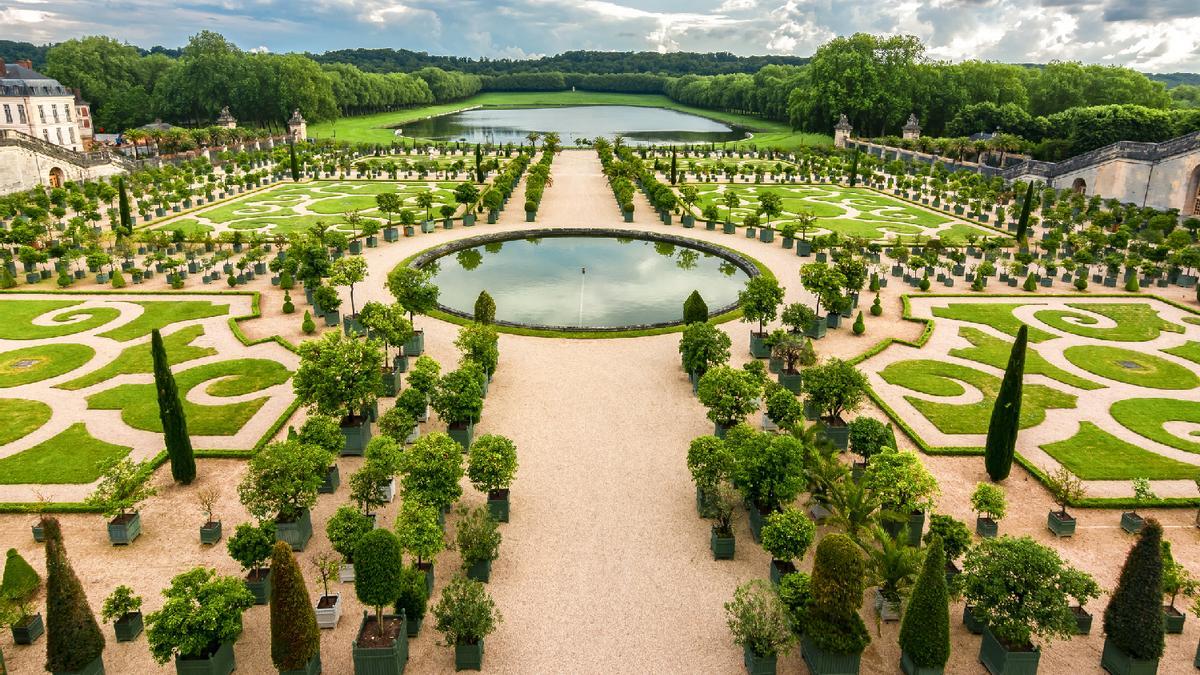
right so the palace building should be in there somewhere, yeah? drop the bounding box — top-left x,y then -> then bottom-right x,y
0,58 -> 91,152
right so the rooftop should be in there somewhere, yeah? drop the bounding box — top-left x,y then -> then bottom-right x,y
0,59 -> 73,99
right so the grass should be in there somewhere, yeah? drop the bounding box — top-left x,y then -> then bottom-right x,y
1040,422 -> 1200,480
154,219 -> 213,236
308,91 -> 832,150
0,422 -> 130,484
57,325 -> 215,391
1164,341 -> 1200,366
0,300 -> 121,339
0,344 -> 95,388
1062,345 -> 1200,389
1033,303 -> 1184,342
86,358 -> 291,436
878,359 -> 1077,434
950,327 -> 1102,390
0,398 -> 52,446
1110,398 -> 1200,454
930,303 -> 1055,342
97,301 -> 229,342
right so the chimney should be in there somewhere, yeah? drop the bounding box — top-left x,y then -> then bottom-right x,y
0,58 -> 6,75
18,59 -> 32,70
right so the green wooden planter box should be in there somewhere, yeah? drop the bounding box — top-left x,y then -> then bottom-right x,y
466,558 -> 492,583
12,612 -> 44,644
743,644 -> 777,675
778,370 -> 802,394
319,465 -> 340,494
114,611 -> 143,642
723,222 -> 736,234
280,652 -> 321,675
487,489 -> 509,522
817,419 -> 849,451
32,522 -> 44,542
1047,511 -> 1076,537
1164,606 -> 1186,634
802,636 -> 861,675
747,505 -> 770,542
976,516 -> 999,538
404,613 -> 422,638
384,228 -> 399,242
340,417 -> 372,456
108,512 -> 141,545
710,527 -> 735,560
749,332 -> 771,358
769,560 -> 795,586
174,641 -> 235,675
352,612 -> 408,675
1121,512 -> 1145,534
805,319 -> 827,339
901,650 -> 944,675
52,654 -> 105,675
448,420 -> 475,450
979,628 -> 1039,675
1073,607 -> 1093,635
246,569 -> 272,605
1100,638 -> 1158,675
276,508 -> 314,552
455,639 -> 484,671
403,331 -> 425,357
381,370 -> 400,397
200,521 -> 222,545
963,604 -> 984,635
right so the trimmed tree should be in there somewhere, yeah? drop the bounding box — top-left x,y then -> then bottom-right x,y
400,432 -> 464,512
984,324 -> 1026,481
738,275 -> 785,337
683,290 -> 709,324
145,568 -> 254,664
289,143 -> 300,182
898,536 -> 950,671
386,265 -> 439,327
1103,518 -> 1165,662
679,322 -> 731,377
354,529 -> 403,638
467,434 -> 518,496
269,541 -> 319,671
474,291 -> 496,324
697,366 -> 762,430
117,176 -> 132,234
293,330 -> 383,423
43,517 -> 105,673
1014,181 -> 1034,243
152,329 -> 195,484
806,532 -> 870,655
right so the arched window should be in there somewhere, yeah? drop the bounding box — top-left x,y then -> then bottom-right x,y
1072,178 -> 1086,195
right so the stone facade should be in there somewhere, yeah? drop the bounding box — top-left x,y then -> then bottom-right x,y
0,59 -> 86,152
287,109 -> 307,142
902,114 -> 921,141
0,141 -> 125,195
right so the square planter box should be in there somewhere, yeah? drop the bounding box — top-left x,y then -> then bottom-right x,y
806,320 -> 827,340
319,464 -> 341,494
108,512 -> 142,545
901,649 -> 944,675
802,636 -> 861,675
1047,511 -> 1076,537
1101,637 -> 1158,675
1120,512 -> 1145,534
340,416 -> 372,456
276,508 -> 314,551
1164,605 -> 1186,634
466,558 -> 492,583
487,489 -> 510,523
710,527 -> 735,560
455,639 -> 484,671
316,593 -> 343,629
200,521 -> 223,545
749,332 -> 771,358
175,641 -> 235,675
12,612 -> 44,644
352,612 -> 408,675
963,604 -> 985,635
403,331 -> 425,357
114,611 -> 144,642
280,652 -> 321,675
979,627 -> 1039,675
245,568 -> 271,605
449,420 -> 475,450
1072,606 -> 1093,635
817,418 -> 849,451
976,516 -> 998,538
744,644 -> 778,675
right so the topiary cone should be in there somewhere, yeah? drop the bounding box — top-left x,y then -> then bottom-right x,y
984,324 -> 1026,481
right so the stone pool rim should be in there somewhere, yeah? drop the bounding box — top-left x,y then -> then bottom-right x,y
406,227 -> 762,334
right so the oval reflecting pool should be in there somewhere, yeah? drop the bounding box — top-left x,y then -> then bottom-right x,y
400,106 -> 746,146
420,233 -> 753,329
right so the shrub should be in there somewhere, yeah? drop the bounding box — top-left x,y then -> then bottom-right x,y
898,536 -> 950,668
297,415 -> 344,456
1,548 -> 40,603
354,529 -> 403,638
970,482 -> 1007,521
100,585 -> 142,623
473,291 -> 496,324
430,367 -> 484,426
1125,275 -> 1140,292
43,517 -> 105,673
145,568 -> 254,663
697,366 -> 761,428
1074,276 -> 1088,291
686,435 -> 733,499
847,417 -> 891,463
683,290 -> 709,324
777,571 -> 812,633
379,406 -> 417,444
919,276 -> 930,292
806,533 -> 870,654
870,294 -> 882,316
679,321 -> 732,376
801,358 -> 867,420
401,432 -> 464,511
455,323 -> 500,375
923,515 -> 972,562
395,499 -> 445,565
852,311 -> 865,335
326,506 -> 374,564
394,565 -> 428,627
237,440 -> 331,522
727,425 -> 807,512
467,434 -> 519,494
282,292 -> 295,314
269,542 -> 319,671
765,388 -> 804,430
226,521 -> 276,573
406,355 -> 441,396
301,310 -> 315,334
432,575 -> 501,646
862,446 -> 940,514
1022,273 -> 1037,292
725,579 -> 795,658
759,508 -> 815,563
1103,519 -> 1165,660
111,270 -> 126,289
456,505 -> 502,569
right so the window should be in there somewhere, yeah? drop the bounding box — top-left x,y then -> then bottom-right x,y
2,104 -> 10,124
52,105 -> 59,122
69,128 -> 75,144
17,105 -> 26,124
56,128 -> 63,145
42,129 -> 49,142
38,105 -> 45,123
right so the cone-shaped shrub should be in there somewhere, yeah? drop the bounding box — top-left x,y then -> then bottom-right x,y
683,290 -> 709,324
43,517 -> 105,672
898,536 -> 949,668
1,547 -> 39,601
269,541 -> 319,671
1014,181 -> 1034,242
1103,518 -> 1165,661
806,532 -> 869,654
852,311 -> 865,335
474,291 -> 496,324
985,324 -> 1025,481
302,310 -> 316,335
1125,276 -> 1140,293
152,329 -> 195,484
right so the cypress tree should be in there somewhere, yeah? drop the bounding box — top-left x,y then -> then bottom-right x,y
117,176 -> 132,235
475,143 -> 484,183
848,149 -> 860,188
984,324 -> 1026,481
670,146 -> 678,185
1103,518 -> 1165,661
683,290 -> 709,324
152,329 -> 195,484
474,290 -> 496,325
898,536 -> 950,668
43,517 -> 105,672
269,541 -> 320,671
289,143 -> 300,182
1014,181 -> 1035,243
0,264 -> 15,289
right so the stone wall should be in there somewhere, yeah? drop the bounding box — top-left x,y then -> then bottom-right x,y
0,144 -> 126,194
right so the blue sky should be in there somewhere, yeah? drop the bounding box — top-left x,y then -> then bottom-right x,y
2,0 -> 1199,71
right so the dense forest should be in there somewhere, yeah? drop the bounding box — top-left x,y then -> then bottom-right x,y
3,32 -> 1199,161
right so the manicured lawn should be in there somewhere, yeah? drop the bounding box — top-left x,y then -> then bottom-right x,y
930,303 -> 1055,342
1162,340 -> 1200,365
308,91 -> 832,150
1041,422 -> 1200,480
1110,398 -> 1200,454
0,300 -> 121,339
97,301 -> 228,342
878,359 -> 1077,434
154,219 -> 213,236
1033,303 -> 1184,342
58,325 -> 216,391
0,422 -> 130,484
86,358 -> 291,435
0,398 -> 52,446
950,327 -> 1101,390
1062,345 -> 1199,389
0,344 -> 95,388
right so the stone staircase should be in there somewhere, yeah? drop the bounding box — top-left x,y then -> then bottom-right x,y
0,129 -> 136,172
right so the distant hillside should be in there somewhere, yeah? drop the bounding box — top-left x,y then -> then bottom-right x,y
0,40 -> 50,69
1147,72 -> 1200,88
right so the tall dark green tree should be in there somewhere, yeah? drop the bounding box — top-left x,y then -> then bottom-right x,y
269,541 -> 319,671
984,324 -> 1026,481
683,290 -> 709,324
898,536 -> 950,669
670,146 -> 678,185
474,143 -> 485,183
848,149 -> 860,187
117,176 -> 132,235
1014,181 -> 1035,242
289,143 -> 300,182
152,329 -> 195,484
43,517 -> 105,673
474,291 -> 496,325
1103,519 -> 1165,661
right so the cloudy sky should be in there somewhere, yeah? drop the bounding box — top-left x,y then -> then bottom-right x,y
3,0 -> 1199,72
